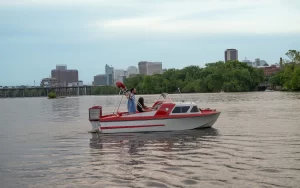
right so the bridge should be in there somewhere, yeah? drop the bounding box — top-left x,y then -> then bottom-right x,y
0,86 -> 93,98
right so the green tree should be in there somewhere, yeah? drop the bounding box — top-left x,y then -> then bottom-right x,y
290,67 -> 300,91
121,60 -> 265,94
286,50 -> 300,63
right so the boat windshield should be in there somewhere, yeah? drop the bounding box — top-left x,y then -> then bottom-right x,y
171,105 -> 199,113
157,93 -> 172,102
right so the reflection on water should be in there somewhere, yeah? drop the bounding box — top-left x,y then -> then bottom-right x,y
0,92 -> 300,187
51,97 -> 80,121
89,128 -> 219,152
87,129 -> 221,187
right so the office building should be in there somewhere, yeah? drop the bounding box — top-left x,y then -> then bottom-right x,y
258,65 -> 281,76
105,64 -> 114,85
56,64 -> 67,71
51,65 -> 78,86
242,58 -> 253,67
116,75 -> 126,83
40,77 -> 58,87
94,74 -> 108,86
138,61 -> 148,75
138,61 -> 162,75
254,58 -> 269,67
114,69 -> 126,83
225,49 -> 238,62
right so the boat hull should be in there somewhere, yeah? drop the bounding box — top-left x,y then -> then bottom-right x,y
90,112 -> 220,134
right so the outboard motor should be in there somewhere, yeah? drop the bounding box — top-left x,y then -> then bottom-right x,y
89,106 -> 102,132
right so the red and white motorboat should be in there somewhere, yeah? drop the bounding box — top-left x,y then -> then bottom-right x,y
88,82 -> 221,134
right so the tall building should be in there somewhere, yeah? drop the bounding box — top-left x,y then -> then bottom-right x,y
116,75 -> 126,83
93,74 -> 108,86
56,64 -> 67,71
138,61 -> 148,75
242,58 -> 253,67
105,64 -> 114,85
126,66 -> 138,77
105,64 -> 113,75
225,49 -> 238,62
114,69 -> 126,84
51,65 -> 78,86
254,58 -> 260,67
138,61 -> 162,75
254,58 -> 269,67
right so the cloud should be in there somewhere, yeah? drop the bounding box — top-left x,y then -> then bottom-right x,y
1,0 -> 300,39
0,0 -> 108,6
86,0 -> 300,37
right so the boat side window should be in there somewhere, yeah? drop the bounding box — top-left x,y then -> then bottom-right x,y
181,106 -> 190,113
172,107 -> 181,113
190,105 -> 199,112
172,106 -> 190,113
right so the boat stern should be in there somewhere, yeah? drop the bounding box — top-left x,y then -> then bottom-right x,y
88,106 -> 102,133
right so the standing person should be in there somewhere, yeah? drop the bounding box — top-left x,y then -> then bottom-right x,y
126,88 -> 137,114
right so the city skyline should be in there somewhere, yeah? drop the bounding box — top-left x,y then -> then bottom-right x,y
1,0 -> 300,86
0,48 -> 296,86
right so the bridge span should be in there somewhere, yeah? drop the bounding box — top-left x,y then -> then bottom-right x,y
0,86 -> 93,98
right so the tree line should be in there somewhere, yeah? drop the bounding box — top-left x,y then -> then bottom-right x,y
269,64 -> 300,91
123,60 -> 265,94
90,60 -> 265,95
269,50 -> 300,91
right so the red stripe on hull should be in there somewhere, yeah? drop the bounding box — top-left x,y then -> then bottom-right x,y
101,124 -> 165,130
100,112 -> 220,122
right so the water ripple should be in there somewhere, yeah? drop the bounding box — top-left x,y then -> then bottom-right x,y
1,93 -> 300,187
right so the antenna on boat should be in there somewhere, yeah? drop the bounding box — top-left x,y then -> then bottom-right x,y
178,87 -> 184,102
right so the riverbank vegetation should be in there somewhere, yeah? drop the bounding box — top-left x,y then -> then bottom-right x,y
48,91 -> 56,99
269,63 -> 300,91
269,50 -> 300,91
124,60 -> 264,94
91,85 -> 120,95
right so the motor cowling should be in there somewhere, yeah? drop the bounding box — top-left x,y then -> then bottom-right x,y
89,106 -> 102,121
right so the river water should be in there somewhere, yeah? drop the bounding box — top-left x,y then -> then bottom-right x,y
0,92 -> 300,188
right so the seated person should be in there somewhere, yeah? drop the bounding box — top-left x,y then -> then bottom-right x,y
137,97 -> 152,112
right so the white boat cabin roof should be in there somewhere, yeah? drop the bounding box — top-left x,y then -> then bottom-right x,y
166,102 -> 200,114
153,93 -> 201,113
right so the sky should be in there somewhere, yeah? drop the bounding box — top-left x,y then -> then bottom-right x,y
0,0 -> 300,86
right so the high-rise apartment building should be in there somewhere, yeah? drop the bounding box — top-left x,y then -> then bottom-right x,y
225,49 -> 238,62
138,61 -> 162,75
